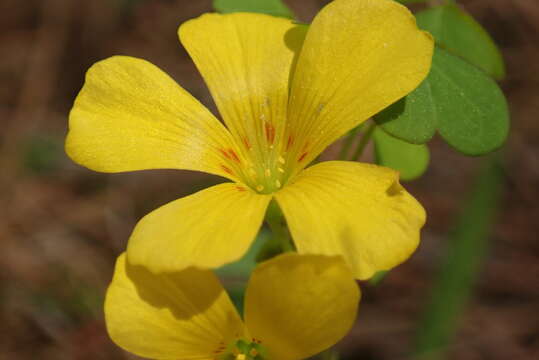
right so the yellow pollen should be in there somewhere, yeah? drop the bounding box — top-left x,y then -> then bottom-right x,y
275,180 -> 281,188
236,355 -> 246,360
278,156 -> 285,164
265,169 -> 271,177
256,185 -> 264,192
278,167 -> 285,173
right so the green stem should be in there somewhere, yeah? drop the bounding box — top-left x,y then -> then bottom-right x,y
319,349 -> 340,360
350,122 -> 376,161
267,218 -> 293,252
338,124 -> 363,160
265,201 -> 294,253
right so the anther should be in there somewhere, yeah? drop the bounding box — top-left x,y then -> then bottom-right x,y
265,169 -> 271,177
256,185 -> 264,192
278,167 -> 285,173
275,180 -> 281,188
278,156 -> 285,164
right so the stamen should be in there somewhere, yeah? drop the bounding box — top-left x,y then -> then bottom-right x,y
275,180 -> 281,188
256,184 -> 264,192
278,156 -> 285,164
278,167 -> 285,173
265,169 -> 271,177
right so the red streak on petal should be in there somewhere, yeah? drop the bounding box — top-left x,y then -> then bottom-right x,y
264,122 -> 275,144
228,149 -> 241,163
242,136 -> 252,150
218,148 -> 231,160
286,135 -> 294,151
236,186 -> 246,192
298,152 -> 308,162
221,164 -> 234,175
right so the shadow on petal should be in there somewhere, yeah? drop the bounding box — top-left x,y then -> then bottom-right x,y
124,259 -> 224,320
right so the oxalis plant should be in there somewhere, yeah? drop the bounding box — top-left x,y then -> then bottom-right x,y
65,0 -> 508,359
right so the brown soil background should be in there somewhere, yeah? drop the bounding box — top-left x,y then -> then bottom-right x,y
0,0 -> 538,359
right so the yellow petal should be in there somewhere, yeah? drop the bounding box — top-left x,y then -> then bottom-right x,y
66,56 -> 241,180
127,183 -> 271,273
179,13 -> 307,183
244,253 -> 360,360
105,253 -> 245,359
275,161 -> 426,280
286,0 -> 433,168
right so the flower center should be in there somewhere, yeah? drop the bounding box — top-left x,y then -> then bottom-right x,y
219,338 -> 267,360
217,99 -> 315,194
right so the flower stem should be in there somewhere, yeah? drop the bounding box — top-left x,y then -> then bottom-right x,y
350,121 -> 376,161
257,201 -> 295,262
319,349 -> 340,360
338,124 -> 363,160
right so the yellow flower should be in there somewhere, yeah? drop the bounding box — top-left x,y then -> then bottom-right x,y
105,252 -> 359,360
66,0 -> 433,279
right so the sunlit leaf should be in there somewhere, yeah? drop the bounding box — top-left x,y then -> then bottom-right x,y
416,3 -> 505,79
374,81 -> 437,144
213,0 -> 294,18
375,47 -> 509,156
373,127 -> 429,181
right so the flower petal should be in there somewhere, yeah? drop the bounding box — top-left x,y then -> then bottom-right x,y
66,56 -> 240,180
127,183 -> 271,273
286,0 -> 434,168
244,253 -> 359,360
179,13 -> 307,167
105,253 -> 244,359
275,161 -> 426,280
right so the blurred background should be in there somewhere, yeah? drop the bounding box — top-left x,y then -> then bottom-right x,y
1,0 -> 538,359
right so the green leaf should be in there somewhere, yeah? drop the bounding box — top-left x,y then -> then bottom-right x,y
375,47 -> 509,156
414,155 -> 504,359
213,0 -> 294,18
416,3 -> 505,79
374,80 -> 438,144
373,127 -> 429,181
432,48 -> 509,155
